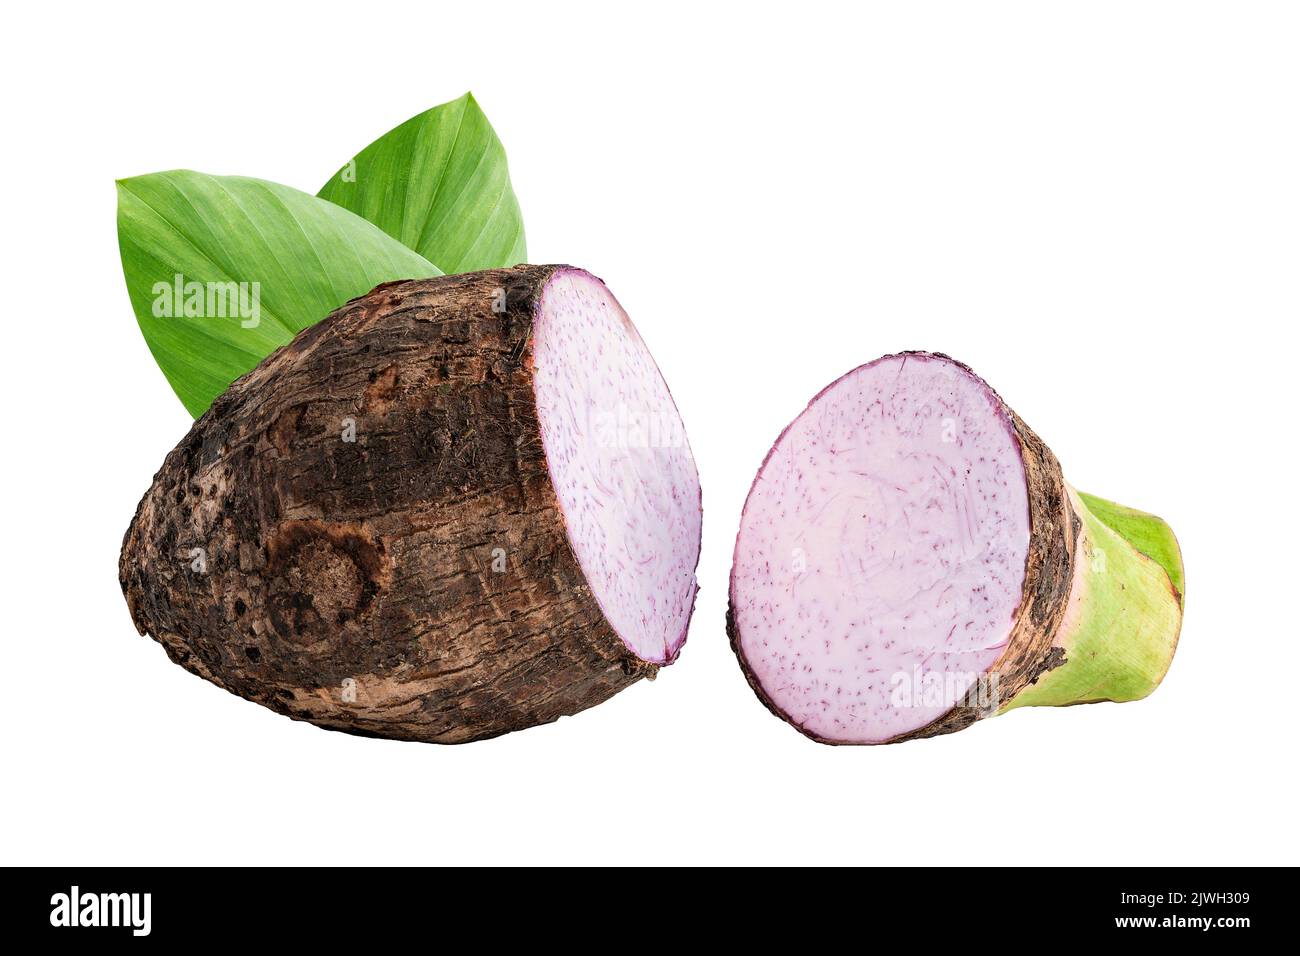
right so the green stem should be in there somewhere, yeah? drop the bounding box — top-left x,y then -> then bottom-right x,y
1077,491 -> 1185,600
1002,490 -> 1184,710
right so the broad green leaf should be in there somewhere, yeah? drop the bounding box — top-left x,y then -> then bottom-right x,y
117,170 -> 439,417
318,92 -> 527,273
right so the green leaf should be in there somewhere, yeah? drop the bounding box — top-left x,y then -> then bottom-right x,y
117,170 -> 439,417
318,92 -> 527,273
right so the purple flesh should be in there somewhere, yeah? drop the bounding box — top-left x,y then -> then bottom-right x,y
533,270 -> 701,664
730,353 -> 1031,742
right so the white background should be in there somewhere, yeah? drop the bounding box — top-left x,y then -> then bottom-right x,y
3,1 -> 1296,866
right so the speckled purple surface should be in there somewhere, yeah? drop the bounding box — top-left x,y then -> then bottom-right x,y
533,270 -> 701,665
730,353 -> 1031,742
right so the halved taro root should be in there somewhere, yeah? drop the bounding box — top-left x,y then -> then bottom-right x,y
120,265 -> 701,743
727,352 -> 1183,744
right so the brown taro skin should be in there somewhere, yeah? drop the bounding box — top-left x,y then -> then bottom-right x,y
119,265 -> 696,744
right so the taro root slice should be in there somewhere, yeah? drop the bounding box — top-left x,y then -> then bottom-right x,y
727,352 -> 1183,745
120,265 -> 701,743
533,272 -> 699,664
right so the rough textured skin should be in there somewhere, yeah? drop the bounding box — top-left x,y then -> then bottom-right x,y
726,352 -> 1079,745
120,265 -> 664,744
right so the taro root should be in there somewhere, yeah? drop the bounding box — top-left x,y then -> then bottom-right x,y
120,265 -> 702,743
727,352 -> 1183,744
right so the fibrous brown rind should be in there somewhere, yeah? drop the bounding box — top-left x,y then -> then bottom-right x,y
120,265 -> 664,744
